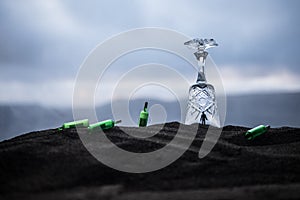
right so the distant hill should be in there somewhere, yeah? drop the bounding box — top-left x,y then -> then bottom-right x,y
1,92 -> 300,141
225,92 -> 300,127
0,105 -> 72,141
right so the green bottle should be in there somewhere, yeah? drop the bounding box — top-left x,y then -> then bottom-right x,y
88,119 -> 121,131
245,125 -> 270,140
58,119 -> 89,130
139,102 -> 149,127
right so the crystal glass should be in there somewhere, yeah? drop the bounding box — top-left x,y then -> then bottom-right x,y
185,38 -> 220,127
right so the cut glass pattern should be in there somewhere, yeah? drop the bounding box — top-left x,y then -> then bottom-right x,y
185,38 -> 220,127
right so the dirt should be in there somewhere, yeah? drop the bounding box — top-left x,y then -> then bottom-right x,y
0,122 -> 299,199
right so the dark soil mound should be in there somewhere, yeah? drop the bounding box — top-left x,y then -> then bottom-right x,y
1,122 -> 299,199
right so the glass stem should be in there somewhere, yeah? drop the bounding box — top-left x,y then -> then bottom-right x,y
195,51 -> 208,83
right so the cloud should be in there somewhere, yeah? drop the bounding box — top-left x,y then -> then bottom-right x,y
0,0 -> 300,106
0,79 -> 74,107
220,66 -> 300,94
137,0 -> 300,71
1,0 -> 85,37
1,65 -> 299,107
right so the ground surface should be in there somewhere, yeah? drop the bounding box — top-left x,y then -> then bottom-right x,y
0,122 -> 300,199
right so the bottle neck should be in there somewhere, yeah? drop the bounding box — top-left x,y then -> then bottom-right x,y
194,51 -> 208,83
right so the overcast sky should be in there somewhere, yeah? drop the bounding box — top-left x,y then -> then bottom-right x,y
0,0 -> 300,107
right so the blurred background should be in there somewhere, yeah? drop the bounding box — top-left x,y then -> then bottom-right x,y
1,0 -> 300,141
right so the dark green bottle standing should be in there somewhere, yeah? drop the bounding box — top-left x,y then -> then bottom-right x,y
139,102 -> 149,127
245,125 -> 270,140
